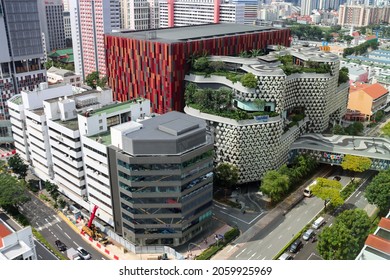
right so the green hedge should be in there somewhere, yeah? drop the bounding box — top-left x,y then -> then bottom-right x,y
196,227 -> 240,260
32,228 -> 68,260
341,180 -> 360,200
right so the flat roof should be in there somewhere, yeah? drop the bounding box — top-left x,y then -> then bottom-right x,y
54,119 -> 79,131
87,99 -> 145,117
0,220 -> 12,248
125,111 -> 205,141
109,23 -> 277,43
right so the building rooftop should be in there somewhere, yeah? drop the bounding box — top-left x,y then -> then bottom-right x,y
48,48 -> 73,58
350,82 -> 388,99
9,95 -> 23,105
87,99 -> 145,117
47,66 -> 75,77
124,111 -> 205,141
0,220 -> 12,248
109,23 -> 276,43
89,130 -> 112,146
54,119 -> 79,131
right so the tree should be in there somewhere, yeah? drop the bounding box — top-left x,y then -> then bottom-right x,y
7,153 -> 28,179
193,57 -> 209,71
214,163 -> 239,189
240,73 -> 258,88
317,223 -> 360,260
260,170 -> 289,203
338,67 -> 349,84
382,122 -> 390,137
365,169 -> 390,214
341,155 -> 372,180
311,178 -> 344,210
336,209 -> 371,247
332,124 -> 345,135
209,61 -> 225,72
253,98 -> 265,111
344,35 -> 354,45
85,71 -> 100,89
0,173 -> 30,208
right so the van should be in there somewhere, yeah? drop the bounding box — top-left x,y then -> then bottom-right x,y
312,217 -> 325,229
303,180 -> 317,197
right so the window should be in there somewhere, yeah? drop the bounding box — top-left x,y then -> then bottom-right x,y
99,126 -> 103,130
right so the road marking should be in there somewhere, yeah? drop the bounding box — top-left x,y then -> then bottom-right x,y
220,210 -> 250,224
248,253 -> 256,260
55,216 -> 61,223
53,235 -> 57,239
262,257 -> 266,260
64,232 -> 71,239
45,218 -> 52,227
213,203 -> 227,210
297,217 -> 301,222
267,244 -> 272,249
258,240 -> 263,245
278,235 -> 282,239
329,223 -> 333,227
355,191 -> 362,198
56,224 -> 62,230
227,244 -> 237,252
287,226 -> 291,231
304,210 -> 308,214
248,212 -> 267,224
235,248 -> 246,258
38,254 -> 43,259
73,241 -> 80,248
101,257 -> 105,260
246,250 -> 252,255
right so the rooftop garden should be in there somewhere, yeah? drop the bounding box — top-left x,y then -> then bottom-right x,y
278,55 -> 332,76
189,55 -> 258,88
185,82 -> 279,121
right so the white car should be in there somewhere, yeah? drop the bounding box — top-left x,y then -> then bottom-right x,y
77,247 -> 91,260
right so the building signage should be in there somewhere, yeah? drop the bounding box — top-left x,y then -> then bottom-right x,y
323,152 -> 343,160
254,115 -> 269,122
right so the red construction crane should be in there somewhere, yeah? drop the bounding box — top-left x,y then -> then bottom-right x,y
87,205 -> 98,228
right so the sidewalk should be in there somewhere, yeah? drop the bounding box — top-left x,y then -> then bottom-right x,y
184,224 -> 232,260
58,210 -> 233,260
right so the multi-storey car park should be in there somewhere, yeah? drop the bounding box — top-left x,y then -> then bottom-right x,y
7,83 -> 151,227
184,46 -> 349,183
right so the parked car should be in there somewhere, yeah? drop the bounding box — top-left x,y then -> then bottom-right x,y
302,229 -> 315,241
76,247 -> 91,260
289,240 -> 303,253
55,240 -> 67,251
278,253 -> 293,260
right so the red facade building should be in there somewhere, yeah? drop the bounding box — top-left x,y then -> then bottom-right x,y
105,23 -> 291,114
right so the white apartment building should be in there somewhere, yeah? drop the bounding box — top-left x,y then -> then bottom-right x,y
159,0 -> 262,27
47,67 -> 82,87
69,0 -> 83,78
0,219 -> 36,260
120,0 -> 159,30
7,83 -> 151,226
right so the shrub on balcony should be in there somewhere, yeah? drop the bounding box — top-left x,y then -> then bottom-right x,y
240,73 -> 258,88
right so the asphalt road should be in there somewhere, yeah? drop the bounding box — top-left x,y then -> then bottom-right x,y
19,191 -> 109,260
0,211 -> 57,260
213,200 -> 267,232
294,171 -> 377,260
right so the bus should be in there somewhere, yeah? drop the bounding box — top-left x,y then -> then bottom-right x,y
303,180 -> 317,197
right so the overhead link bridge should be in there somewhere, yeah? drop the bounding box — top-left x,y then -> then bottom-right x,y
289,134 -> 390,171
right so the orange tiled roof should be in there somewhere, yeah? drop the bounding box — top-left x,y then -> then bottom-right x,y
378,217 -> 390,231
365,234 -> 390,255
362,83 -> 388,99
0,222 -> 12,248
366,35 -> 377,41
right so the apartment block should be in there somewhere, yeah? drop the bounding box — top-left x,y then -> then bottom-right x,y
159,0 -> 259,27
70,0 -> 120,79
108,111 -> 214,246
